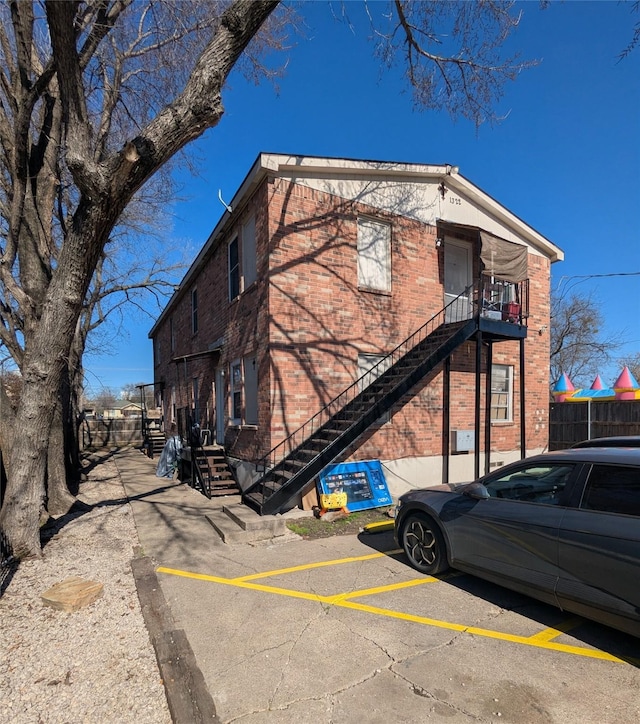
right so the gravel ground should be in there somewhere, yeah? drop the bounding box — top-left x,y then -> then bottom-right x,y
0,458 -> 171,724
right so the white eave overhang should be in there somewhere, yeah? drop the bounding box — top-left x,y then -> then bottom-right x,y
149,153 -> 563,337
443,173 -> 564,263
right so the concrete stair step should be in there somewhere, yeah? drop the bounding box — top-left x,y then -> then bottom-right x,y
205,503 -> 289,544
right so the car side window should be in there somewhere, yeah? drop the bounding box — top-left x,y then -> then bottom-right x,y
484,464 -> 574,504
580,465 -> 640,517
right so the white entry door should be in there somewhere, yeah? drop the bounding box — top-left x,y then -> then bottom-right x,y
444,240 -> 473,322
215,368 -> 225,444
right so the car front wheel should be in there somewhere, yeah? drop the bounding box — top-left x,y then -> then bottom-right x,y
401,513 -> 449,575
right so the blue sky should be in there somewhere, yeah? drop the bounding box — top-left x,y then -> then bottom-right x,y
84,0 -> 640,397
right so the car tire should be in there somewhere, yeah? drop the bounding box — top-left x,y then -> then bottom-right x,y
401,513 -> 449,575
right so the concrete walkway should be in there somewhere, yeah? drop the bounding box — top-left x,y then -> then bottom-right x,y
113,446 -> 301,723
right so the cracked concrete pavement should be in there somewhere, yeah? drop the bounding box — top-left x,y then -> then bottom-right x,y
117,448 -> 640,724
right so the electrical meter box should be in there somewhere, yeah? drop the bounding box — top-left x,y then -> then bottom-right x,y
452,430 -> 475,452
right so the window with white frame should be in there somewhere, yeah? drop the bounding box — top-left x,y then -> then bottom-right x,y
357,217 -> 391,292
191,288 -> 198,334
358,353 -> 391,423
244,356 -> 258,425
230,360 -> 243,424
491,364 -> 513,422
242,216 -> 257,289
228,237 -> 240,300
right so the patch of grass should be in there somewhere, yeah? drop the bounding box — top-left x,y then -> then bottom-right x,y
286,507 -> 394,539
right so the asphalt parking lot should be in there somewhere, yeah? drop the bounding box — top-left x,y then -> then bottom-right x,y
156,528 -> 640,724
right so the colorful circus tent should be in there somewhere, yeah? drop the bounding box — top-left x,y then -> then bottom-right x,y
552,368 -> 640,402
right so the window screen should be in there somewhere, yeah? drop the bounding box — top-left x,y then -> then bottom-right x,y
491,364 -> 512,422
357,218 -> 391,292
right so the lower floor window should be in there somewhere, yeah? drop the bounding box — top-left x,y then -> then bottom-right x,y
231,361 -> 243,424
491,364 -> 513,422
358,353 -> 391,424
230,356 -> 258,426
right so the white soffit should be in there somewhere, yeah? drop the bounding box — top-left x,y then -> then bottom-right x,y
266,154 -> 563,263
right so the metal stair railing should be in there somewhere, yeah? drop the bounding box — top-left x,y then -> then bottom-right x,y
254,281 -> 481,477
191,440 -> 213,499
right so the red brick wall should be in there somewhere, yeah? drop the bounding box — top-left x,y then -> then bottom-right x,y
152,174 -> 552,465
265,178 -> 551,460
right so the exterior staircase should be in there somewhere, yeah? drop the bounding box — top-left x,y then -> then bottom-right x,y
144,428 -> 166,458
243,316 -> 477,515
242,277 -> 529,516
190,444 -> 240,499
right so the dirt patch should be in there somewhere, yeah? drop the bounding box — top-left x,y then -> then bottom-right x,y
286,507 -> 394,539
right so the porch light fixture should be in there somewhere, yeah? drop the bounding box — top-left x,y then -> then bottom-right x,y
435,238 -> 443,248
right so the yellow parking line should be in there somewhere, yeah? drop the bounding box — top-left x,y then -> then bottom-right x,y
157,564 -> 631,664
158,566 -> 335,603
529,616 -> 585,642
231,550 -> 401,582
331,576 -> 438,602
336,599 -> 629,663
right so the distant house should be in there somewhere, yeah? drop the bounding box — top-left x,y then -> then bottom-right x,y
102,400 -> 144,419
149,153 -> 563,514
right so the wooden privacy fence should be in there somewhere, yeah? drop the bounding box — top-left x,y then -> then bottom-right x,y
80,418 -> 143,449
549,400 -> 640,450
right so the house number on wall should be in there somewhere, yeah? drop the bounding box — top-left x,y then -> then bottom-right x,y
449,196 -> 462,205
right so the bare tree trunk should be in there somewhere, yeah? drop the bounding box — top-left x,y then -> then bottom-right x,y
46,401 -> 77,516
0,384 -> 15,485
0,208 -> 107,558
0,0 -> 282,559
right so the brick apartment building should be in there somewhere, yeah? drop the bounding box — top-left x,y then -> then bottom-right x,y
149,154 -> 563,514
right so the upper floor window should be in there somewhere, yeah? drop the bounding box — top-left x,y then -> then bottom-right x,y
491,364 -> 513,422
357,217 -> 391,292
242,216 -> 257,289
170,315 -> 175,354
191,289 -> 198,334
229,237 -> 240,300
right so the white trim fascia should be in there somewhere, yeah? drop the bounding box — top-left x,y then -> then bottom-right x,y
149,153 -> 563,337
445,174 -> 564,263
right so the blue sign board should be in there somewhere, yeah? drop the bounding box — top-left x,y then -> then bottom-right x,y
318,460 -> 392,512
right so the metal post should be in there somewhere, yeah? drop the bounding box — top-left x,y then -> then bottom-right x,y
520,338 -> 526,459
485,341 -> 492,475
443,356 -> 451,484
475,331 -> 482,479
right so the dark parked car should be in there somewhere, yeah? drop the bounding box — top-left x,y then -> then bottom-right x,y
394,448 -> 640,637
572,435 -> 640,448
